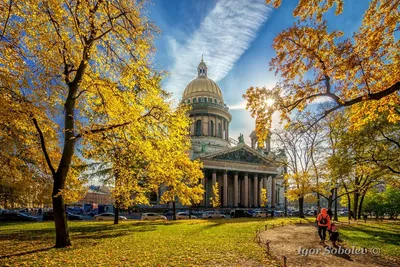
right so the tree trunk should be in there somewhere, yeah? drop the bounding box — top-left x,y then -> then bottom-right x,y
358,194 -> 365,219
347,193 -> 351,220
52,174 -> 71,248
284,184 -> 288,217
299,196 -> 305,218
328,189 -> 334,209
334,187 -> 338,221
353,191 -> 359,221
114,205 -> 119,225
172,201 -> 176,220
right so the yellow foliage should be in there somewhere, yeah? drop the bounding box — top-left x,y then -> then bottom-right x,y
260,188 -> 268,207
246,0 -> 399,145
210,182 -> 221,208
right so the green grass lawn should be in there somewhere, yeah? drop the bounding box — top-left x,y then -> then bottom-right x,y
1,218 -> 398,266
0,218 -> 307,266
338,222 -> 400,257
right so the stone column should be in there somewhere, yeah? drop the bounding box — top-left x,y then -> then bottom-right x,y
208,115 -> 211,136
253,174 -> 258,208
227,121 -> 229,140
215,115 -> 217,137
271,176 -> 276,208
263,176 -> 268,189
244,173 -> 249,207
233,172 -> 238,207
223,170 -> 228,207
259,177 -> 263,206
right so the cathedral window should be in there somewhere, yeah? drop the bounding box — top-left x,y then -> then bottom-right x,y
210,120 -> 214,136
195,120 -> 202,136
193,98 -> 197,103
218,123 -> 222,137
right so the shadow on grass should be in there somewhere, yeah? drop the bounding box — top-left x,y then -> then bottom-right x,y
0,247 -> 53,259
341,225 -> 400,246
0,221 -> 161,260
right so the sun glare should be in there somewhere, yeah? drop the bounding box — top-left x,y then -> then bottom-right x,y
266,98 -> 275,107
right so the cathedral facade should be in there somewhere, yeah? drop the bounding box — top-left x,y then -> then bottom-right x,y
181,59 -> 285,209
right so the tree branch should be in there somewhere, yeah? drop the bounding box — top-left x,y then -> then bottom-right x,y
32,117 -> 56,176
0,0 -> 12,41
380,129 -> 400,149
75,106 -> 162,139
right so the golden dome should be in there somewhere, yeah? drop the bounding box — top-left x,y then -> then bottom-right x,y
182,58 -> 224,102
182,77 -> 223,101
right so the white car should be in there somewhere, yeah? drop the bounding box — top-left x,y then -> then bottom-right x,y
202,211 -> 225,219
94,213 -> 127,221
176,212 -> 197,220
141,213 -> 167,221
253,211 -> 267,218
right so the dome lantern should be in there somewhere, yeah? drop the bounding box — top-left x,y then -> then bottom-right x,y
182,57 -> 224,103
198,55 -> 207,77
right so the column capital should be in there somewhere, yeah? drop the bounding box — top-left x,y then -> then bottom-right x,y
234,171 -> 238,176
212,169 -> 217,174
254,173 -> 258,178
223,169 -> 228,174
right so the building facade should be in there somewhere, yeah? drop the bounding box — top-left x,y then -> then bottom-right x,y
181,58 -> 285,209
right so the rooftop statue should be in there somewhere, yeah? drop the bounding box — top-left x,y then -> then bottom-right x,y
238,133 -> 244,144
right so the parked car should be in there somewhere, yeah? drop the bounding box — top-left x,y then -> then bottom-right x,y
42,211 -> 84,221
67,212 -> 84,220
0,212 -> 38,222
176,212 -> 196,220
95,213 -> 127,221
141,213 -> 167,221
339,211 -> 348,216
274,211 -> 285,217
88,209 -> 98,217
202,211 -> 225,219
230,209 -> 252,218
253,211 -> 268,218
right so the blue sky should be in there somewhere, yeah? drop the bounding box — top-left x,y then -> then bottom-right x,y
146,0 -> 369,143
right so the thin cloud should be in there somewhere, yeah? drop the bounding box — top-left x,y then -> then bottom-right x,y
164,0 -> 272,98
229,101 -> 247,110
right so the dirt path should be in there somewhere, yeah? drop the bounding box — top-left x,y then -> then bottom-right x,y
260,224 -> 399,267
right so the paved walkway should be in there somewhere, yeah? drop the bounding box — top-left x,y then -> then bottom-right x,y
260,224 -> 399,267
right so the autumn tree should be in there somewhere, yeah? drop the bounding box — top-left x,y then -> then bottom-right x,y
0,0 -> 170,247
244,0 -> 399,144
274,122 -> 323,218
84,105 -> 204,224
210,182 -> 221,209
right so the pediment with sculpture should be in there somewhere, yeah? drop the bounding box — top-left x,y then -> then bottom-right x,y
203,146 -> 268,164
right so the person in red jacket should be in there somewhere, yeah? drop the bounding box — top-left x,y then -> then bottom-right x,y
317,208 -> 331,244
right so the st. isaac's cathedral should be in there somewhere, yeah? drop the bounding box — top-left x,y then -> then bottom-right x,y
179,58 -> 286,209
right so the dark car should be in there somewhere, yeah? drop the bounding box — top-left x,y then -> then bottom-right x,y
67,212 -> 84,220
0,212 -> 38,222
43,211 -> 83,221
230,209 -> 252,218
